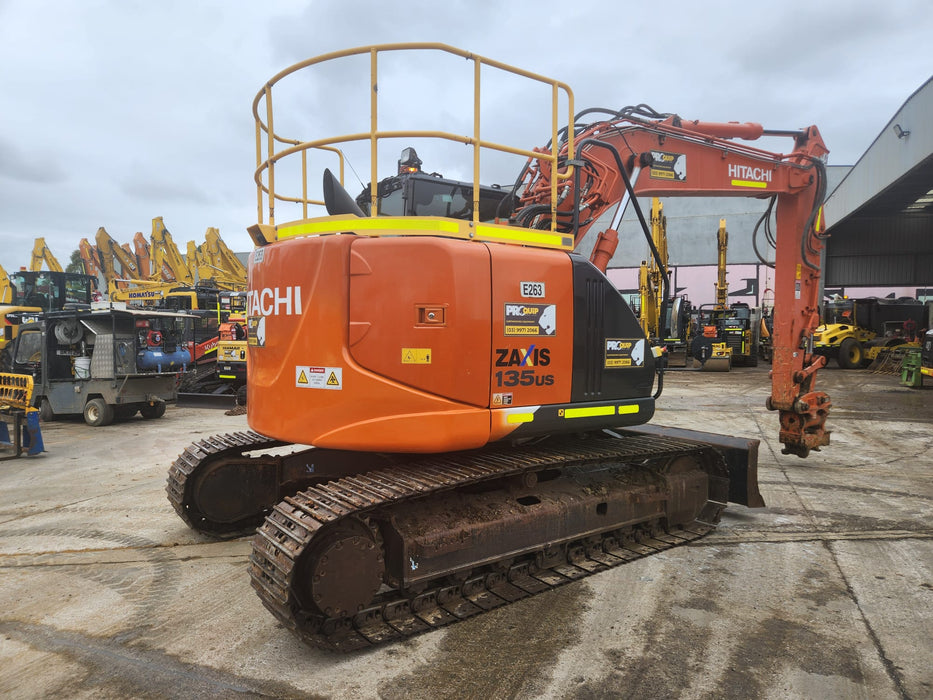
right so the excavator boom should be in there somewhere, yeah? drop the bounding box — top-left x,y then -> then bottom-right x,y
515,112 -> 830,456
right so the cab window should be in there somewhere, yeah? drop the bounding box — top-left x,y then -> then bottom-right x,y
14,330 -> 42,364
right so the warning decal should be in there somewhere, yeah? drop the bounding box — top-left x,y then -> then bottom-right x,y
296,365 -> 342,390
401,348 -> 432,364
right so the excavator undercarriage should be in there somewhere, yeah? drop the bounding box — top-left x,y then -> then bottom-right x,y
168,426 -> 760,651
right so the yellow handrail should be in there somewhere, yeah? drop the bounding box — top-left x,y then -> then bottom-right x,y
252,43 -> 575,230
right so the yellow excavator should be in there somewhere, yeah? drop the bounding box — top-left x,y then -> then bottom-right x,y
150,217 -> 194,285
637,199 -> 692,365
186,228 -> 247,291
29,238 -> 64,273
691,219 -> 733,371
94,227 -> 144,291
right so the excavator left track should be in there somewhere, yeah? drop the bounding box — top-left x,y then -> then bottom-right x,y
247,430 -> 749,652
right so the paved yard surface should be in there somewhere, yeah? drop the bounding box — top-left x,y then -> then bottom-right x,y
1,366 -> 931,699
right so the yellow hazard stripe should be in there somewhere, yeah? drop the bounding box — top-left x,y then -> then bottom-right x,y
507,412 -> 535,424
275,216 -> 573,250
563,404 -> 640,419
564,405 -> 616,419
731,180 -> 768,189
278,217 -> 460,238
475,224 -> 572,249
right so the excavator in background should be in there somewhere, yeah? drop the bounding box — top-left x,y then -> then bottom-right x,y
186,230 -> 247,290
150,216 -> 194,284
692,219 -> 734,371
199,227 -> 248,289
133,232 -> 152,280
637,199 -> 692,366
692,220 -> 760,370
94,227 -> 143,291
30,238 -> 64,273
78,238 -> 104,285
166,44 -> 831,651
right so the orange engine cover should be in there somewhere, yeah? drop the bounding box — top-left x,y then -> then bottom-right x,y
246,231 -> 651,452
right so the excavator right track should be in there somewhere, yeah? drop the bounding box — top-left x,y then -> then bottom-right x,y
249,430 -> 749,652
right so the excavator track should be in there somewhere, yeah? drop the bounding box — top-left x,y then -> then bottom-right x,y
249,432 -> 731,652
166,430 -> 289,536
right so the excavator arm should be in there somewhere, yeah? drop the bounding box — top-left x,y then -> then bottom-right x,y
637,199 -> 666,339
203,227 -> 247,286
515,111 -> 830,457
94,227 -> 143,291
715,219 -> 728,309
78,238 -> 103,283
150,217 -> 194,284
30,238 -> 64,273
133,232 -> 152,279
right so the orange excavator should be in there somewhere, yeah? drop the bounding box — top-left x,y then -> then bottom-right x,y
167,44 -> 830,651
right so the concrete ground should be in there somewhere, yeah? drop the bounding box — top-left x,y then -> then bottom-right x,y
1,366 -> 931,700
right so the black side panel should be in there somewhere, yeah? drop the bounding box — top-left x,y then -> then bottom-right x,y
570,255 -> 654,402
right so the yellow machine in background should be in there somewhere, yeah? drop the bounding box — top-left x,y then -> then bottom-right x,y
30,238 -> 64,273
0,263 -> 11,305
95,227 -> 143,290
150,217 -> 195,285
692,219 -> 733,371
637,199 -> 692,365
186,228 -> 247,291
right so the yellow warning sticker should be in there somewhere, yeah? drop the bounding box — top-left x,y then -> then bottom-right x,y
295,366 -> 342,390
401,348 -> 432,364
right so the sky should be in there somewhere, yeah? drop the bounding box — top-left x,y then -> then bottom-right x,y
1,0 -> 931,272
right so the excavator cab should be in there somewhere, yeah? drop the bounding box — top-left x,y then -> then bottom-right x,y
356,148 -> 517,222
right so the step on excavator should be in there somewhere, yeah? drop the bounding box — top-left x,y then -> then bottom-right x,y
166,44 -> 831,651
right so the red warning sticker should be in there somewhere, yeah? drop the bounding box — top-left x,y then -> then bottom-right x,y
296,366 -> 342,390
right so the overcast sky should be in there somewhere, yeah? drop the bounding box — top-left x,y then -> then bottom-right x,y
1,0 -> 931,271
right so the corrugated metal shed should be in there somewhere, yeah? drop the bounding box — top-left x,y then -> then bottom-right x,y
822,76 -> 933,288
589,168 -> 851,268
